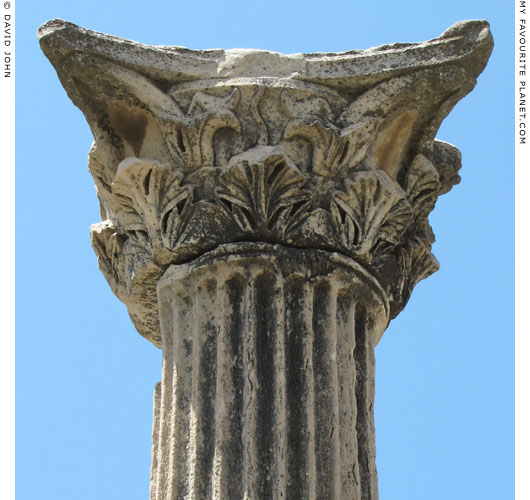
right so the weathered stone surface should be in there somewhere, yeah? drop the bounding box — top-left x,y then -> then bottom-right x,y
153,243 -> 387,500
39,19 -> 492,346
39,19 -> 492,500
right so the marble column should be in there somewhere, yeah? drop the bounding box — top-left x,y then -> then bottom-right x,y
39,19 -> 492,500
152,244 -> 387,500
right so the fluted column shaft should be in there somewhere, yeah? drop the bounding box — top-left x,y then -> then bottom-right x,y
39,17 -> 492,500
150,243 -> 388,500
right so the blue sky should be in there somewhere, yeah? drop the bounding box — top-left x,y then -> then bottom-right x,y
16,1 -> 514,499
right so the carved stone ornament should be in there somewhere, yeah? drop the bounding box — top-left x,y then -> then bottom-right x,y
40,19 -> 492,500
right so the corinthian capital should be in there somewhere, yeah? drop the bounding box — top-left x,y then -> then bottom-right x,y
39,19 -> 492,500
39,19 -> 492,348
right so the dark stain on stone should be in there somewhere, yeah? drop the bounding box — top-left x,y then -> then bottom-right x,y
108,102 -> 148,156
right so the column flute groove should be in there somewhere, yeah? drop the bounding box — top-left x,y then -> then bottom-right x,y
336,289 -> 362,499
172,294 -> 193,500
156,300 -> 175,500
285,277 -> 317,500
242,270 -> 259,500
166,298 -> 179,500
149,382 -> 161,500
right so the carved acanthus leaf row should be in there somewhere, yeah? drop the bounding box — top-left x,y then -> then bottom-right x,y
100,150 -> 429,264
